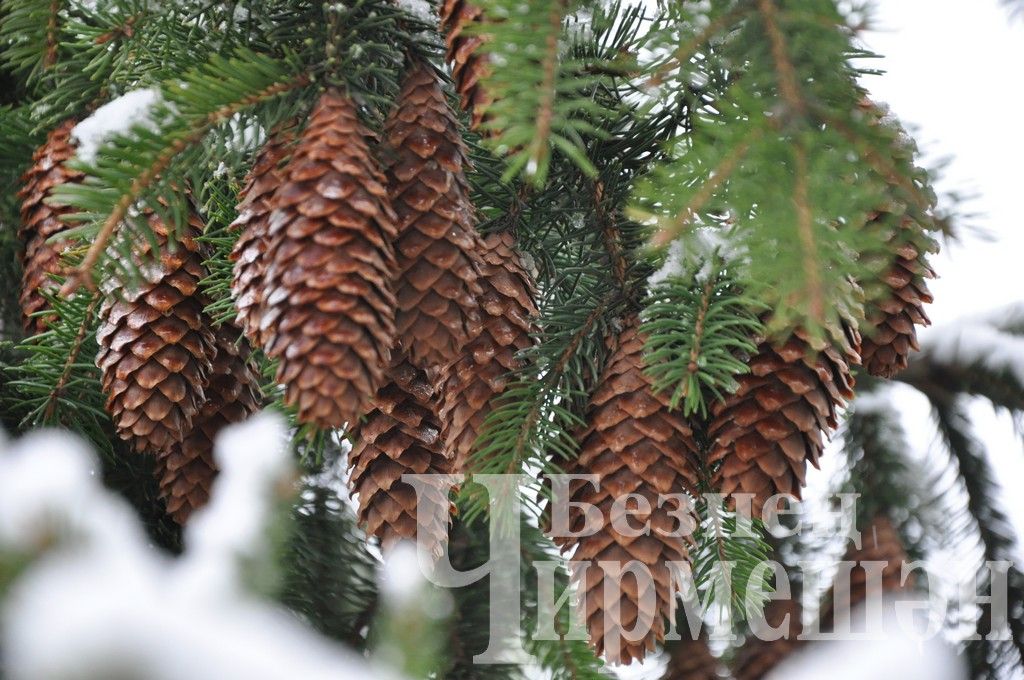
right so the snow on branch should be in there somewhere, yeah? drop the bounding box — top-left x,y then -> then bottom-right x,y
923,304 -> 1024,387
0,414 -> 404,680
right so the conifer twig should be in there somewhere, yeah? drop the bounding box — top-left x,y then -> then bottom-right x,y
59,76 -> 308,295
42,293 -> 99,421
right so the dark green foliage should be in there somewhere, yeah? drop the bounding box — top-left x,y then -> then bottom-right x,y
2,291 -> 109,451
0,1 -> 1020,677
691,499 -> 774,620
279,477 -> 379,648
631,0 -> 939,343
842,392 -> 928,558
445,514 -> 609,679
930,398 -> 1024,680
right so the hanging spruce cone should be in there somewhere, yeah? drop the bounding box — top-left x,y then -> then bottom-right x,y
708,327 -> 858,518
440,0 -> 492,130
857,99 -> 937,379
230,127 -> 294,345
439,230 -> 536,469
348,358 -> 453,555
820,514 -> 912,629
553,316 -> 701,665
662,630 -> 719,680
860,207 -> 935,379
259,90 -> 398,429
16,119 -> 85,335
734,596 -> 804,680
96,212 -> 215,455
383,60 -> 482,371
157,323 -> 262,524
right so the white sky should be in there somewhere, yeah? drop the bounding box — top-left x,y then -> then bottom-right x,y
861,0 -> 1024,541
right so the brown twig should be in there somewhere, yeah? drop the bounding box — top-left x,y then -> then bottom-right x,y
42,293 -> 100,422
792,145 -> 825,326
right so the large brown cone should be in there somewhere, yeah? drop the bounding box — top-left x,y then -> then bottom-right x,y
259,90 -> 398,429
349,358 -> 453,555
440,0 -> 492,130
439,230 -> 536,470
96,213 -> 215,455
157,323 -> 263,524
860,211 -> 935,379
229,128 -> 294,345
708,329 -> 857,518
820,514 -> 912,629
17,119 -> 85,335
734,596 -> 804,680
384,60 -> 482,371
553,317 -> 701,665
662,630 -> 719,680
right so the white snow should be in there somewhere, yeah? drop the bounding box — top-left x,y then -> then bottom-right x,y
765,600 -> 965,680
0,415 -> 405,680
380,542 -> 426,606
646,227 -> 739,287
924,305 -> 1024,386
396,0 -> 433,22
850,387 -> 894,416
72,88 -> 164,164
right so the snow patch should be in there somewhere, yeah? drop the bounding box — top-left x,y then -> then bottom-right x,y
924,306 -> 1024,386
851,388 -> 894,416
396,0 -> 433,21
647,228 -> 741,287
72,89 -> 164,164
0,416 -> 403,680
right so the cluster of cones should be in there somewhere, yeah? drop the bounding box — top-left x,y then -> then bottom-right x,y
226,59 -> 536,559
17,123 -> 262,524
14,12 -> 935,666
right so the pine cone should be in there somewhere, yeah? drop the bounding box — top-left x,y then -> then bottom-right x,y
259,90 -> 398,428
857,99 -> 937,379
860,210 -> 935,378
439,230 -> 537,469
230,127 -> 294,345
662,631 -> 719,680
349,358 -> 453,555
708,329 -> 857,518
16,119 -> 85,335
96,212 -> 215,455
820,514 -> 912,629
384,60 -> 482,371
157,323 -> 262,524
734,596 -> 804,680
440,0 -> 492,130
554,316 -> 700,665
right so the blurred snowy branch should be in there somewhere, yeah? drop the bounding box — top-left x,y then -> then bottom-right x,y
0,413 -> 404,680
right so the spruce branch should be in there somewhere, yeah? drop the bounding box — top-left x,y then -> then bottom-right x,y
692,497 -> 774,621
0,0 -> 62,82
53,49 -> 307,294
929,396 -> 1024,677
642,268 -> 763,417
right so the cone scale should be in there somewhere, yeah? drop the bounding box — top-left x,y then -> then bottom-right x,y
230,127 -> 294,345
707,329 -> 857,517
439,230 -> 537,470
157,323 -> 262,524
